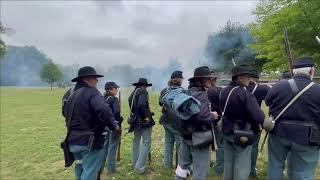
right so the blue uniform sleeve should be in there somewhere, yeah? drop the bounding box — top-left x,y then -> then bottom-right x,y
265,87 -> 274,107
245,93 -> 265,125
261,85 -> 271,101
192,92 -> 214,125
111,97 -> 121,123
89,89 -> 118,131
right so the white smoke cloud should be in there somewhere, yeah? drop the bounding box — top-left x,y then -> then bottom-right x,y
1,1 -> 258,70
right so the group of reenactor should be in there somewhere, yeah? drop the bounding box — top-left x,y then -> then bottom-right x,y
62,56 -> 319,180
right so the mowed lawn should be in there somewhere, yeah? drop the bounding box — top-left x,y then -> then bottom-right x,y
1,87 -> 319,180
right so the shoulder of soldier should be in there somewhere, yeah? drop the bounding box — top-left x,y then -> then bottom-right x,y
313,82 -> 320,87
207,86 -> 220,96
238,86 -> 251,96
62,88 -> 72,100
85,87 -> 103,98
310,82 -> 320,92
228,86 -> 252,102
160,87 -> 168,95
141,88 -> 148,95
111,96 -> 119,103
105,95 -> 117,101
207,86 -> 215,93
189,88 -> 207,99
256,84 -> 271,92
269,80 -> 289,91
135,88 -> 148,98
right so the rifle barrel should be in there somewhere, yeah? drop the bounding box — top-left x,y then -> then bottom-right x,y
284,28 -> 293,76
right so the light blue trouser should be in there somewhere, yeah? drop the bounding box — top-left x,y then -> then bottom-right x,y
223,135 -> 252,180
175,139 -> 211,180
267,134 -> 320,180
214,126 -> 224,174
70,145 -> 104,180
100,131 -> 120,174
250,130 -> 261,176
132,127 -> 152,174
163,122 -> 181,168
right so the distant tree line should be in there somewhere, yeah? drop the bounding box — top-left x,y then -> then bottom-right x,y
0,45 -> 182,89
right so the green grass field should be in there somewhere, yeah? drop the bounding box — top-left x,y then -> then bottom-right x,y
1,87 -> 319,180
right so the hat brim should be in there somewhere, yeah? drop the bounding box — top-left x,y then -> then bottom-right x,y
106,85 -> 120,89
132,82 -> 152,86
249,74 -> 259,78
188,75 -> 219,81
71,74 -> 104,82
231,72 -> 252,77
293,64 -> 315,69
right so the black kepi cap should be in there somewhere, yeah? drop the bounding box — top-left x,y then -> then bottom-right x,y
105,82 -> 120,90
293,57 -> 315,69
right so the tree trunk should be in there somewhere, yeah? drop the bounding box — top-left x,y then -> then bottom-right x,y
51,83 -> 53,91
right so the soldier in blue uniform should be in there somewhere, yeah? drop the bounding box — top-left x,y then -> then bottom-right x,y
62,66 -> 119,180
100,82 -> 122,176
246,69 -> 270,177
175,66 -> 219,180
219,65 -> 274,180
265,57 -> 320,180
207,74 -> 224,175
128,78 -> 155,175
159,71 -> 184,168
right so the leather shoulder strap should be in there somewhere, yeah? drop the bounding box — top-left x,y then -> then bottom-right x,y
273,82 -> 314,122
251,83 -> 258,95
221,86 -> 239,118
130,88 -> 141,114
66,87 -> 85,133
105,96 -> 112,104
288,79 -> 299,94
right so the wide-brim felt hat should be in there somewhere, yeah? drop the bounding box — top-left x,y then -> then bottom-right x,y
188,66 -> 219,81
231,64 -> 252,77
132,78 -> 152,86
249,68 -> 260,78
71,66 -> 104,82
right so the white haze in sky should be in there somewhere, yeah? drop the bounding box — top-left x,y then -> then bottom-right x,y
1,0 -> 258,71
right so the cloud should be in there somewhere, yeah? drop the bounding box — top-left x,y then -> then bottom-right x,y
1,0 -> 258,69
65,33 -> 149,53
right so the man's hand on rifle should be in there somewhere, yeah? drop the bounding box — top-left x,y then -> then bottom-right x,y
211,111 -> 219,120
113,122 -> 122,138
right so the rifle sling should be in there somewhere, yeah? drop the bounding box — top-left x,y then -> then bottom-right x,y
66,87 -> 85,137
273,81 -> 314,122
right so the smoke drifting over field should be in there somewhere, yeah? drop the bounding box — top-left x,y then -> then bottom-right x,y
1,1 -> 258,88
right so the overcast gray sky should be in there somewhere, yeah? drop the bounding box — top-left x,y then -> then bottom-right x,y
1,0 -> 258,69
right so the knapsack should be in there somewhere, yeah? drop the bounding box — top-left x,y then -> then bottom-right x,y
160,86 -> 201,132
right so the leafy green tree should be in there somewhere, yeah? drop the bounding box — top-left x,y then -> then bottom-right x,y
0,39 -> 5,60
0,22 -> 7,59
40,61 -> 63,90
251,0 -> 320,73
0,22 -> 14,60
205,20 -> 267,74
